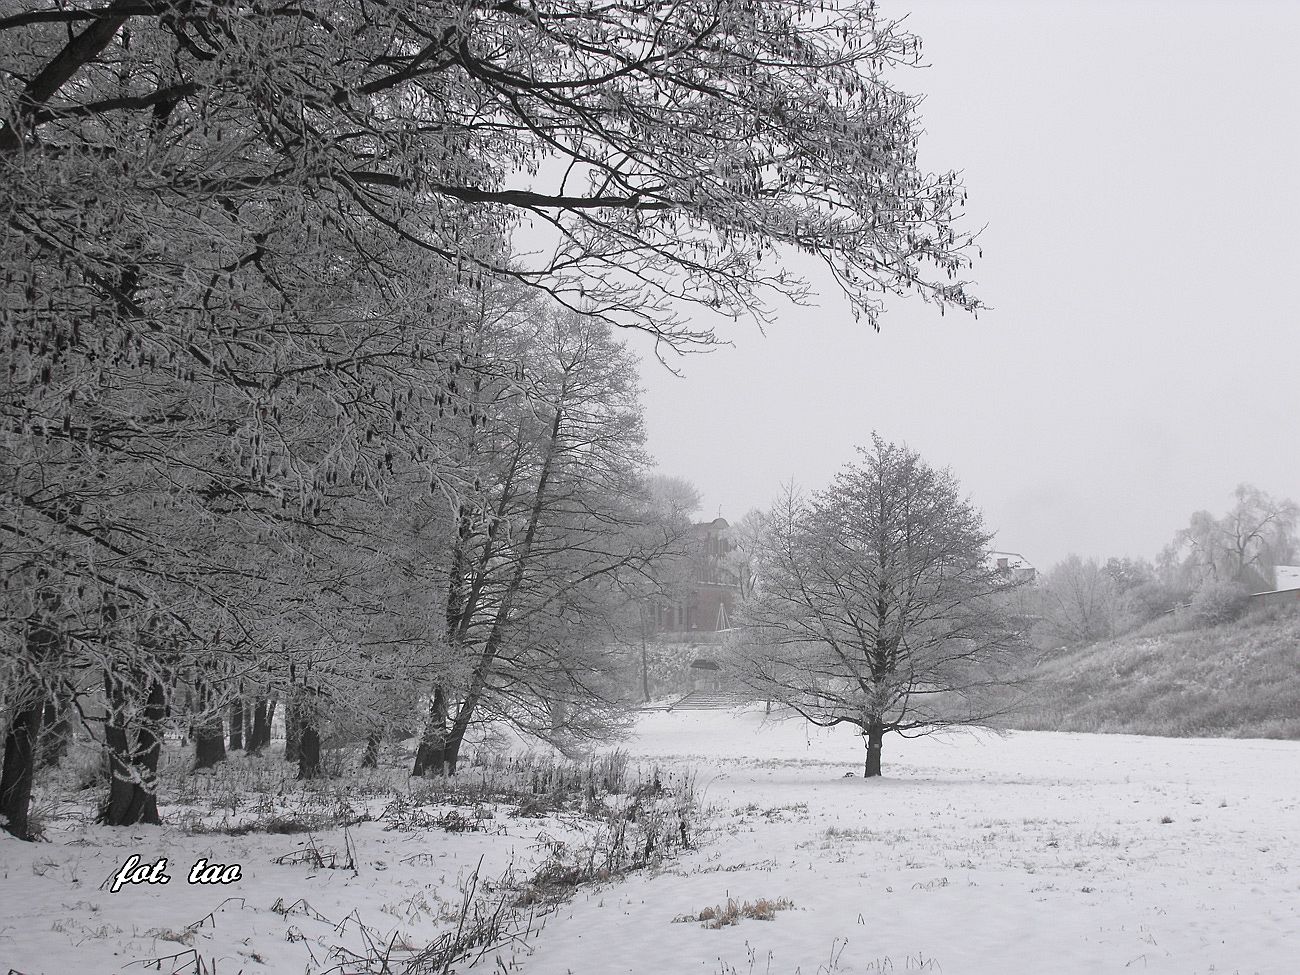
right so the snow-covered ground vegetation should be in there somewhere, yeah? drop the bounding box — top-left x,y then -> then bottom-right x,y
1,742 -> 698,974
4,709 -> 1297,974
1001,607 -> 1300,739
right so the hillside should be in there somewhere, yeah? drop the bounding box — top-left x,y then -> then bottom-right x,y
1000,608 -> 1300,739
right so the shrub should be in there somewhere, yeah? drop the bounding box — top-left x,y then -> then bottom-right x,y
1122,580 -> 1188,628
1189,580 -> 1249,626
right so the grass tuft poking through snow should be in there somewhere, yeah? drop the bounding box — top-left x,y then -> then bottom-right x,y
673,896 -> 796,928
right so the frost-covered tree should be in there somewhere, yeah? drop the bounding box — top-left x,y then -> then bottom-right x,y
734,438 -> 1027,778
1161,485 -> 1299,592
414,308 -> 682,774
3,0 -> 982,829
1036,555 -> 1121,647
1,0 -> 981,345
721,508 -> 767,602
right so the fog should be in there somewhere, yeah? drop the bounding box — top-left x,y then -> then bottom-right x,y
632,0 -> 1300,570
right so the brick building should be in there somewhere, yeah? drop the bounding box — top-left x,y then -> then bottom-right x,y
650,516 -> 747,634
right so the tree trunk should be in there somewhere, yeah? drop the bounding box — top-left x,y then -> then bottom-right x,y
1,617 -> 61,839
413,686 -> 450,776
441,728 -> 465,774
194,716 -> 225,768
440,404 -> 564,774
361,731 -> 381,769
0,695 -> 45,840
284,695 -> 301,764
228,697 -> 244,751
863,719 -> 885,778
548,697 -> 568,733
297,725 -> 322,779
101,678 -> 165,826
640,635 -> 651,704
249,699 -> 269,755
194,682 -> 226,770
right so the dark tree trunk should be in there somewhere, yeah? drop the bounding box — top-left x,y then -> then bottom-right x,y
297,725 -> 321,779
361,731 -> 381,769
439,407 -> 561,774
243,703 -> 254,751
1,617 -> 60,839
413,686 -> 451,776
439,707 -> 472,776
194,684 -> 226,770
228,697 -> 244,751
547,697 -> 568,733
284,695 -> 301,764
863,719 -> 885,778
249,699 -> 269,755
179,684 -> 194,746
101,678 -> 166,826
0,696 -> 45,840
190,678 -> 226,768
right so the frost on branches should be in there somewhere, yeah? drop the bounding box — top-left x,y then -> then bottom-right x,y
733,438 -> 1028,777
1,0 -> 982,835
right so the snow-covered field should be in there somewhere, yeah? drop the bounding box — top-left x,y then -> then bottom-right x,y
517,710 -> 1300,975
3,710 -> 1298,974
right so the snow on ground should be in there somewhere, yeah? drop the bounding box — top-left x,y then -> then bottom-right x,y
513,709 -> 1300,975
2,711 -> 1298,974
0,767 -> 598,975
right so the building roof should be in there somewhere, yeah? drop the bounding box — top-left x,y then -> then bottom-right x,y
1275,565 -> 1300,592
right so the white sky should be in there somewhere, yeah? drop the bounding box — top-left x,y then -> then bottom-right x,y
630,0 -> 1300,570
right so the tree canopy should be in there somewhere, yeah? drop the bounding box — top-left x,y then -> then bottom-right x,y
2,0 -> 984,833
735,437 -> 1026,777
2,0 -> 981,346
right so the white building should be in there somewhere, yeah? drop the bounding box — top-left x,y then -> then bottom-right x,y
1273,565 -> 1300,592
986,550 -> 1037,585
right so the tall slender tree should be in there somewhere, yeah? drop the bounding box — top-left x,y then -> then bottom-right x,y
416,308 -> 685,773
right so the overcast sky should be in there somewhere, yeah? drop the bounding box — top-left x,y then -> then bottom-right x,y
628,0 -> 1300,571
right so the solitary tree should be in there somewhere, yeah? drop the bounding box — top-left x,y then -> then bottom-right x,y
735,438 -> 1027,777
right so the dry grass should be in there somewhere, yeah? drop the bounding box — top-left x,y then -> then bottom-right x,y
997,606 -> 1300,738
673,896 -> 795,928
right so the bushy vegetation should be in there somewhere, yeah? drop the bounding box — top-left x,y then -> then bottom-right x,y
1187,580 -> 1250,626
1028,485 -> 1297,653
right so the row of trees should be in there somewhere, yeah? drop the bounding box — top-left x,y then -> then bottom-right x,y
1032,484 -> 1298,647
3,1 -> 982,836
